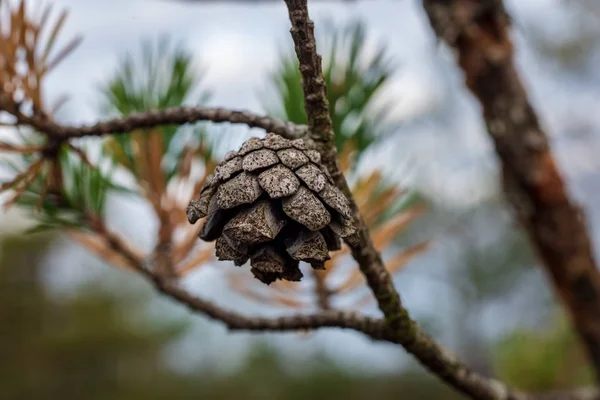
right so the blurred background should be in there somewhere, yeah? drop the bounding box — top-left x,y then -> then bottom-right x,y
1,0 -> 600,398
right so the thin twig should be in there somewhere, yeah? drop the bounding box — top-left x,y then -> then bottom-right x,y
0,141 -> 44,153
17,106 -> 308,140
88,211 -> 393,337
86,214 -> 146,268
152,277 -> 389,336
172,225 -> 202,265
67,143 -> 93,165
422,0 -> 600,383
2,159 -> 44,209
0,158 -> 44,192
174,246 -> 212,277
68,230 -> 138,270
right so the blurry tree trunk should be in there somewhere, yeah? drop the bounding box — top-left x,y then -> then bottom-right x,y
423,0 -> 600,383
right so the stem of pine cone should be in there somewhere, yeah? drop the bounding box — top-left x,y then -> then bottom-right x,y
423,0 -> 600,383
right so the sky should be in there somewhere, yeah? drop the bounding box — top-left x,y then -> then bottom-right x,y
3,0 -> 600,375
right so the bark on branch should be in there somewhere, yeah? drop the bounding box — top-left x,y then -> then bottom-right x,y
422,0 -> 600,382
153,278 -> 387,335
282,1 -> 532,399
16,106 -> 308,140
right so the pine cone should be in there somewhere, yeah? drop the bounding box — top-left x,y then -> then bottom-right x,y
186,133 -> 356,284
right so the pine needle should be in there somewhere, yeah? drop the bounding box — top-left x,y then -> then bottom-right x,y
172,224 -> 202,264
175,245 -> 213,277
2,158 -> 44,209
0,157 -> 43,192
68,230 -> 137,270
0,141 -> 44,153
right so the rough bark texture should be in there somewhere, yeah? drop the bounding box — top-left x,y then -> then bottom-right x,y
422,0 -> 600,381
22,106 -> 308,140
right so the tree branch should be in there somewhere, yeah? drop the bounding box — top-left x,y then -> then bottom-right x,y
17,106 -> 308,140
422,0 -> 600,382
152,278 -> 388,335
284,0 -> 402,333
281,1 -> 533,399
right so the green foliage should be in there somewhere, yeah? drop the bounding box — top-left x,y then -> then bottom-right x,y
100,37 -> 208,114
2,133 -> 127,232
0,233 -> 191,400
265,20 -> 397,162
99,36 -> 215,186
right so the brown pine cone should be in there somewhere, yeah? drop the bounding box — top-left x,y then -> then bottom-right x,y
186,133 -> 355,284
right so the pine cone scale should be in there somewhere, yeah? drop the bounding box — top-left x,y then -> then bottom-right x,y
282,186 -> 331,231
295,163 -> 327,192
216,236 -> 248,266
277,148 -> 309,169
215,156 -> 242,181
216,172 -> 263,209
222,200 -> 286,244
258,164 -> 299,198
199,196 -> 231,241
318,183 -> 352,219
285,230 -> 330,264
242,149 -> 279,172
